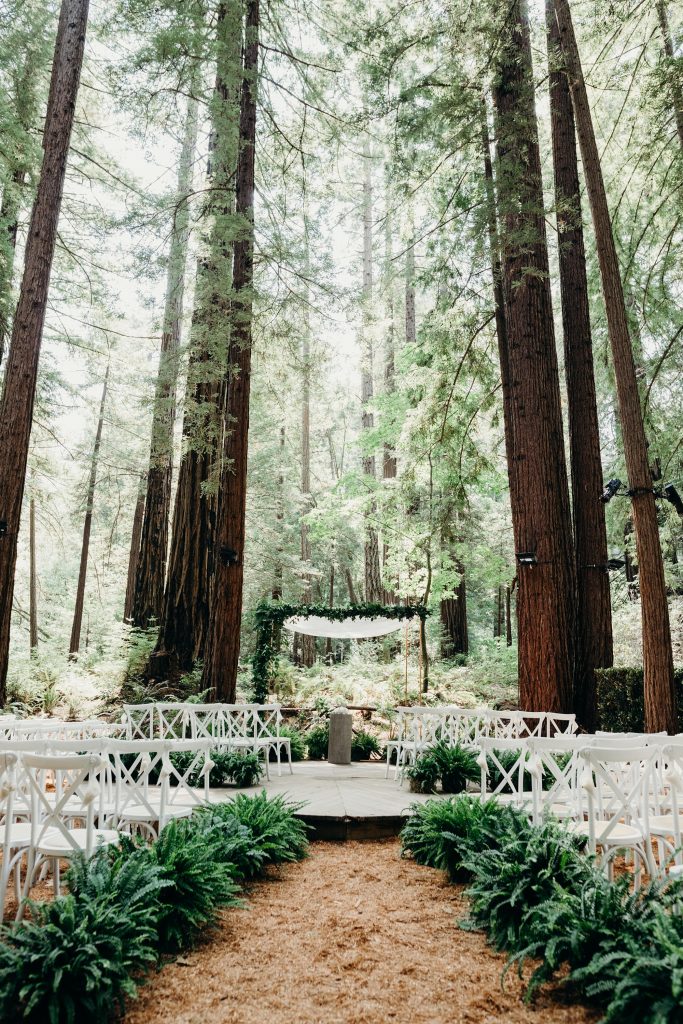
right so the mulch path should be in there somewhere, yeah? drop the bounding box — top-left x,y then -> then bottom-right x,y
125,840 -> 598,1024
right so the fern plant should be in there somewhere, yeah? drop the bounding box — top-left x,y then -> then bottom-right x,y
463,818 -> 591,952
0,885 -> 159,1023
188,806 -> 267,880
400,796 -> 515,881
430,742 -> 479,793
221,791 -> 309,865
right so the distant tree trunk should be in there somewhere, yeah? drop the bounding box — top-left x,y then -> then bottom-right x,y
382,198 -> 397,604
300,318 -> 316,667
325,563 -> 335,663
554,0 -> 676,733
0,0 -> 89,700
69,362 -> 109,658
271,426 -> 285,655
132,95 -> 198,629
203,0 -> 259,701
546,0 -> 613,730
153,1 -> 242,678
124,477 -> 145,623
344,566 -> 357,604
505,584 -> 513,646
405,214 -> 416,347
492,0 -> 576,714
655,0 -> 683,150
0,35 -> 43,368
361,142 -> 382,603
29,490 -> 38,653
440,573 -> 468,657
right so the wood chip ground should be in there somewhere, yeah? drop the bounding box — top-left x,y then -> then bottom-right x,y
125,839 -> 599,1024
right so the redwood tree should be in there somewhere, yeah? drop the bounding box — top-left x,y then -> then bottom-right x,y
0,0 -> 89,701
546,0 -> 613,729
202,0 -> 259,700
492,0 -> 576,714
554,0 -> 676,732
361,143 -> 382,603
132,94 -> 198,630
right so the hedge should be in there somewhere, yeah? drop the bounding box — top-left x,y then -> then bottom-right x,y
595,666 -> 683,733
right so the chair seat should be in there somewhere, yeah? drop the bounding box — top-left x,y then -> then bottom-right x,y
0,822 -> 32,847
570,820 -> 645,845
34,827 -> 121,857
117,802 -> 194,823
648,814 -> 683,836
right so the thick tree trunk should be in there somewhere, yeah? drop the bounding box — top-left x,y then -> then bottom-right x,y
29,491 -> 38,653
440,573 -> 468,658
361,143 -> 382,603
154,1 -> 242,677
124,477 -> 145,623
132,95 -> 198,629
0,0 -> 89,699
554,0 -> 676,733
382,201 -> 397,604
505,584 -> 513,646
492,0 -> 576,714
69,362 -> 109,657
202,0 -> 259,701
546,0 -> 613,730
655,0 -> 683,150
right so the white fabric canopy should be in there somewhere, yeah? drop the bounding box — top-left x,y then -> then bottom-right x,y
282,614 -> 409,639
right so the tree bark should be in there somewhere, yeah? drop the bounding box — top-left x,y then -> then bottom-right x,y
440,573 -> 468,657
124,476 -> 145,623
154,1 -> 242,677
492,0 -> 576,714
554,0 -> 676,732
382,197 -> 397,604
361,142 -> 382,603
299,312 -> 315,667
655,0 -> 683,150
546,0 -> 613,730
29,490 -> 38,653
69,361 -> 109,657
202,0 -> 259,701
132,94 -> 198,629
0,0 -> 89,699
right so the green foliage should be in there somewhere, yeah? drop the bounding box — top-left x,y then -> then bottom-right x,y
400,796 -> 509,880
405,742 -> 479,794
305,723 -> 329,760
219,791 -> 309,866
463,819 -> 591,953
404,754 -> 441,793
138,819 -> 241,952
268,724 -> 306,762
252,602 -> 429,702
222,751 -> 263,787
187,807 -> 267,880
595,666 -> 683,732
0,865 -> 159,1023
351,728 -> 380,760
147,748 -> 263,788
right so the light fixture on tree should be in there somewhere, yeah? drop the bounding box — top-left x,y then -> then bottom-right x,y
599,478 -> 623,503
516,552 -> 537,566
663,483 -> 683,516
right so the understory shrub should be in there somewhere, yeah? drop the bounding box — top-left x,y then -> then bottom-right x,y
220,791 -> 310,866
0,852 -> 162,1023
187,807 -> 267,880
595,666 -> 683,733
268,724 -> 306,762
305,724 -> 329,759
405,742 -> 478,794
351,729 -> 381,761
400,797 -> 514,880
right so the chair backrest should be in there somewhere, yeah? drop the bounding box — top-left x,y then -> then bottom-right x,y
121,704 -> 157,740
478,738 -> 531,804
527,736 -> 583,823
253,705 -> 281,743
164,739 -> 213,806
107,738 -> 169,825
223,705 -> 256,746
23,752 -> 106,856
578,744 -> 658,860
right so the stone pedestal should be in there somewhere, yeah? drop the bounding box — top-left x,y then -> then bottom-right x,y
328,706 -> 353,764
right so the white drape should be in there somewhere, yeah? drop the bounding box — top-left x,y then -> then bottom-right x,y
282,615 -> 408,639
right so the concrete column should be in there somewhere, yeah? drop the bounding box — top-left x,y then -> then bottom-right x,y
328,706 -> 353,764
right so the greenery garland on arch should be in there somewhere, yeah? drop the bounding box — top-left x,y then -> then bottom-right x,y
251,602 -> 429,702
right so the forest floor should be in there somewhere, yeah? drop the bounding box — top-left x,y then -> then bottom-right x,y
124,839 -> 598,1024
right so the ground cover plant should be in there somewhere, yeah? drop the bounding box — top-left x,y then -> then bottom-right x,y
0,793 -> 309,1022
405,742 -> 479,794
401,795 -> 683,1023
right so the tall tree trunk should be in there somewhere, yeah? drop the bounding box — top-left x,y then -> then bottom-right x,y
505,584 -> 513,646
29,488 -> 38,653
492,0 -> 576,714
69,362 -> 109,658
546,0 -> 613,730
203,0 -> 259,701
124,476 -> 145,623
382,195 -> 397,604
0,0 -> 89,700
655,0 -> 683,150
132,94 -> 198,629
440,573 -> 468,657
271,425 -> 285,656
554,0 -> 676,732
154,1 -> 242,677
299,313 -> 315,667
361,142 -> 382,603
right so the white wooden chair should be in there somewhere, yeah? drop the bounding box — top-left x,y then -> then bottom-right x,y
477,738 -> 533,810
253,705 -> 291,776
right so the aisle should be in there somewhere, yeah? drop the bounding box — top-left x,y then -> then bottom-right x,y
125,841 -> 597,1024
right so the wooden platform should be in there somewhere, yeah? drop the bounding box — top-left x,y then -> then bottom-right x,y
206,761 -> 436,841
